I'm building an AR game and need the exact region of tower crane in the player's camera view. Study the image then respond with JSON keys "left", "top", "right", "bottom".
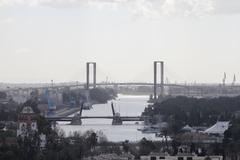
{"left": 222, "top": 72, "right": 226, "bottom": 86}
{"left": 232, "top": 74, "right": 236, "bottom": 86}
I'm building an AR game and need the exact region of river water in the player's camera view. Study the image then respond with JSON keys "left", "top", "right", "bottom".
{"left": 58, "top": 94, "right": 163, "bottom": 142}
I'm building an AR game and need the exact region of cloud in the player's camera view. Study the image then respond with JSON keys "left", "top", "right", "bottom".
{"left": 15, "top": 48, "right": 31, "bottom": 54}
{"left": 121, "top": 0, "right": 214, "bottom": 18}
{"left": 0, "top": 17, "right": 15, "bottom": 24}
{"left": 0, "top": 0, "right": 240, "bottom": 17}
{"left": 214, "top": 0, "right": 240, "bottom": 14}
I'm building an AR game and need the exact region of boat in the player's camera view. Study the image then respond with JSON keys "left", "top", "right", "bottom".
{"left": 137, "top": 126, "right": 160, "bottom": 134}
{"left": 155, "top": 133, "right": 164, "bottom": 137}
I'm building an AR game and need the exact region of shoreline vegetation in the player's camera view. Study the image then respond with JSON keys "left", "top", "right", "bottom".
{"left": 143, "top": 95, "right": 240, "bottom": 133}
{"left": 61, "top": 87, "right": 117, "bottom": 106}
{"left": 89, "top": 88, "right": 117, "bottom": 104}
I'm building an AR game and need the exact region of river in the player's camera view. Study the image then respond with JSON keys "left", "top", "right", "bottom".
{"left": 58, "top": 94, "right": 164, "bottom": 142}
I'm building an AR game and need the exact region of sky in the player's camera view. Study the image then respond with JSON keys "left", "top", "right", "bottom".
{"left": 0, "top": 0, "right": 240, "bottom": 84}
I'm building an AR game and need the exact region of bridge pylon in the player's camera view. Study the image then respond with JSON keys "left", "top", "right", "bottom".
{"left": 86, "top": 62, "right": 96, "bottom": 89}
{"left": 70, "top": 105, "right": 83, "bottom": 125}
{"left": 70, "top": 115, "right": 82, "bottom": 125}
{"left": 111, "top": 102, "right": 122, "bottom": 125}
{"left": 112, "top": 116, "right": 123, "bottom": 125}
{"left": 153, "top": 61, "right": 164, "bottom": 100}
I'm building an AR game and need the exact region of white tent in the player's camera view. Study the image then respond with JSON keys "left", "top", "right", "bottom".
{"left": 204, "top": 121, "right": 230, "bottom": 135}
{"left": 181, "top": 125, "right": 194, "bottom": 132}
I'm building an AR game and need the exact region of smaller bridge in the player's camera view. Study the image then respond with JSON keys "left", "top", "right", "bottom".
{"left": 46, "top": 102, "right": 147, "bottom": 125}
{"left": 46, "top": 116, "right": 145, "bottom": 122}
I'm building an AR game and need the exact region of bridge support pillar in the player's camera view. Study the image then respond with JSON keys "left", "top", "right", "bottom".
{"left": 86, "top": 62, "right": 96, "bottom": 89}
{"left": 71, "top": 115, "right": 82, "bottom": 125}
{"left": 154, "top": 61, "right": 164, "bottom": 100}
{"left": 160, "top": 61, "right": 164, "bottom": 97}
{"left": 112, "top": 116, "right": 122, "bottom": 125}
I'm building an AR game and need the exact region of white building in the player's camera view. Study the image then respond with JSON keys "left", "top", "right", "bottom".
{"left": 203, "top": 121, "right": 230, "bottom": 135}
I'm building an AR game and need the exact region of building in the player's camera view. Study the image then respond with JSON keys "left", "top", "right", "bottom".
{"left": 203, "top": 121, "right": 230, "bottom": 135}
{"left": 17, "top": 106, "right": 38, "bottom": 138}
{"left": 181, "top": 125, "right": 195, "bottom": 133}
{"left": 140, "top": 154, "right": 222, "bottom": 160}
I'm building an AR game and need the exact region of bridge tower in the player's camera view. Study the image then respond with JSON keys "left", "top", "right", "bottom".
{"left": 86, "top": 62, "right": 96, "bottom": 89}
{"left": 153, "top": 61, "right": 164, "bottom": 100}
{"left": 111, "top": 102, "right": 122, "bottom": 125}
{"left": 71, "top": 104, "right": 83, "bottom": 125}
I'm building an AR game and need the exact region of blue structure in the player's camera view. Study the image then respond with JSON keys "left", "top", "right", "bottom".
{"left": 45, "top": 89, "right": 56, "bottom": 116}
{"left": 70, "top": 98, "right": 76, "bottom": 107}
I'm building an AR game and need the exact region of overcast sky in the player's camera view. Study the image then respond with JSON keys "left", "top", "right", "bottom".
{"left": 1, "top": 0, "right": 240, "bottom": 84}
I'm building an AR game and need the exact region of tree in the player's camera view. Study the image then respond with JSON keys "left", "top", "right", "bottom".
{"left": 87, "top": 132, "right": 98, "bottom": 150}
{"left": 90, "top": 88, "right": 116, "bottom": 103}
{"left": 122, "top": 140, "right": 130, "bottom": 153}
{"left": 161, "top": 127, "right": 171, "bottom": 150}
{"left": 223, "top": 118, "right": 240, "bottom": 153}
{"left": 139, "top": 138, "right": 156, "bottom": 156}
{"left": 0, "top": 92, "right": 7, "bottom": 99}
{"left": 37, "top": 116, "right": 52, "bottom": 135}
{"left": 23, "top": 98, "right": 40, "bottom": 114}
{"left": 143, "top": 96, "right": 240, "bottom": 133}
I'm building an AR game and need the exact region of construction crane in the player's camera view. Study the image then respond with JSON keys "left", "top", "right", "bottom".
{"left": 232, "top": 74, "right": 236, "bottom": 86}
{"left": 111, "top": 102, "right": 122, "bottom": 125}
{"left": 223, "top": 72, "right": 226, "bottom": 86}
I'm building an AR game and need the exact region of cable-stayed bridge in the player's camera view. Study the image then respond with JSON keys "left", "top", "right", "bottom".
{"left": 3, "top": 61, "right": 240, "bottom": 100}
{"left": 3, "top": 61, "right": 240, "bottom": 125}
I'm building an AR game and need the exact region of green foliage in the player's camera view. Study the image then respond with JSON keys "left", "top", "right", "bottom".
{"left": 139, "top": 138, "right": 156, "bottom": 156}
{"left": 223, "top": 118, "right": 240, "bottom": 153}
{"left": 0, "top": 91, "right": 7, "bottom": 99}
{"left": 144, "top": 96, "right": 240, "bottom": 133}
{"left": 90, "top": 88, "right": 117, "bottom": 103}
{"left": 122, "top": 140, "right": 130, "bottom": 153}
{"left": 0, "top": 130, "right": 16, "bottom": 139}
{"left": 37, "top": 116, "right": 52, "bottom": 135}
{"left": 0, "top": 100, "right": 19, "bottom": 121}
{"left": 0, "top": 109, "right": 18, "bottom": 121}
{"left": 0, "top": 147, "right": 18, "bottom": 160}
{"left": 86, "top": 132, "right": 98, "bottom": 149}
{"left": 39, "top": 130, "right": 109, "bottom": 160}
{"left": 23, "top": 98, "right": 40, "bottom": 114}
{"left": 62, "top": 88, "right": 116, "bottom": 105}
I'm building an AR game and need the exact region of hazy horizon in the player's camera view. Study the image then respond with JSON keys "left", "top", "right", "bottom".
{"left": 1, "top": 0, "right": 240, "bottom": 84}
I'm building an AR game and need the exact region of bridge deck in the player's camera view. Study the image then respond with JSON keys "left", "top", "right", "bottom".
{"left": 54, "top": 107, "right": 81, "bottom": 117}
{"left": 46, "top": 116, "right": 145, "bottom": 121}
{"left": 3, "top": 82, "right": 188, "bottom": 92}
